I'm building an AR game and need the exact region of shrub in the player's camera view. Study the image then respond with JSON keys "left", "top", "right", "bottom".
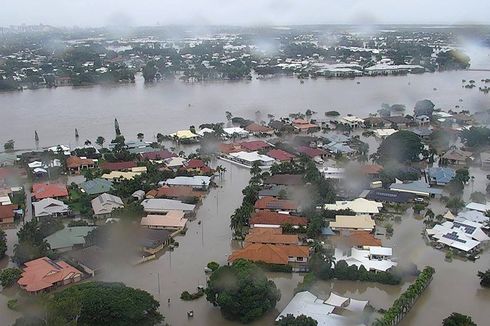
{"left": 207, "top": 261, "right": 220, "bottom": 272}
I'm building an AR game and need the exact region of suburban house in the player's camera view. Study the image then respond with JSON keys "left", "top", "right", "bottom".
{"left": 382, "top": 116, "right": 411, "bottom": 128}
{"left": 64, "top": 246, "right": 105, "bottom": 277}
{"left": 330, "top": 215, "right": 376, "bottom": 232}
{"left": 146, "top": 186, "right": 204, "bottom": 201}
{"left": 163, "top": 176, "right": 211, "bottom": 190}
{"left": 138, "top": 228, "right": 172, "bottom": 254}
{"left": 245, "top": 228, "right": 300, "bottom": 245}
{"left": 164, "top": 157, "right": 187, "bottom": 170}
{"left": 390, "top": 181, "right": 443, "bottom": 197}
{"left": 324, "top": 198, "right": 383, "bottom": 216}
{"left": 183, "top": 159, "right": 213, "bottom": 174}
{"left": 0, "top": 204, "right": 17, "bottom": 225}
{"left": 373, "top": 128, "right": 397, "bottom": 139}
{"left": 334, "top": 246, "right": 397, "bottom": 272}
{"left": 100, "top": 161, "right": 137, "bottom": 171}
{"left": 169, "top": 129, "right": 199, "bottom": 142}
{"left": 321, "top": 167, "right": 345, "bottom": 180}
{"left": 32, "top": 183, "right": 68, "bottom": 201}
{"left": 258, "top": 185, "right": 289, "bottom": 198}
{"left": 415, "top": 115, "right": 430, "bottom": 126}
{"left": 101, "top": 171, "right": 140, "bottom": 180}
{"left": 79, "top": 178, "right": 113, "bottom": 196}
{"left": 91, "top": 193, "right": 124, "bottom": 219}
{"left": 442, "top": 148, "right": 473, "bottom": 166}
{"left": 339, "top": 116, "right": 364, "bottom": 128}
{"left": 33, "top": 198, "right": 71, "bottom": 220}
{"left": 66, "top": 156, "right": 95, "bottom": 174}
{"left": 427, "top": 167, "right": 455, "bottom": 186}
{"left": 228, "top": 243, "right": 310, "bottom": 271}
{"left": 223, "top": 127, "right": 249, "bottom": 139}
{"left": 266, "top": 149, "right": 296, "bottom": 162}
{"left": 292, "top": 118, "right": 318, "bottom": 132}
{"left": 227, "top": 151, "right": 275, "bottom": 167}
{"left": 44, "top": 226, "right": 96, "bottom": 252}
{"left": 140, "top": 210, "right": 188, "bottom": 230}
{"left": 264, "top": 174, "right": 304, "bottom": 186}
{"left": 239, "top": 140, "right": 272, "bottom": 152}
{"left": 17, "top": 257, "right": 83, "bottom": 293}
{"left": 296, "top": 146, "right": 327, "bottom": 160}
{"left": 139, "top": 150, "right": 176, "bottom": 162}
{"left": 335, "top": 231, "right": 382, "bottom": 249}
{"left": 254, "top": 196, "right": 298, "bottom": 212}
{"left": 426, "top": 219, "right": 489, "bottom": 253}
{"left": 360, "top": 164, "right": 383, "bottom": 178}
{"left": 277, "top": 291, "right": 368, "bottom": 326}
{"left": 141, "top": 198, "right": 195, "bottom": 215}
{"left": 364, "top": 189, "right": 415, "bottom": 203}
{"left": 244, "top": 123, "right": 274, "bottom": 135}
{"left": 249, "top": 211, "right": 308, "bottom": 229}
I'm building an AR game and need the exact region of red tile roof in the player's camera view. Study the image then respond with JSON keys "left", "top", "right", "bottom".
{"left": 254, "top": 196, "right": 298, "bottom": 211}
{"left": 66, "top": 156, "right": 94, "bottom": 169}
{"left": 245, "top": 228, "right": 299, "bottom": 245}
{"left": 250, "top": 211, "right": 307, "bottom": 226}
{"left": 245, "top": 123, "right": 273, "bottom": 133}
{"left": 0, "top": 204, "right": 17, "bottom": 220}
{"left": 338, "top": 231, "right": 382, "bottom": 247}
{"left": 228, "top": 243, "right": 309, "bottom": 265}
{"left": 147, "top": 186, "right": 204, "bottom": 199}
{"left": 360, "top": 164, "right": 383, "bottom": 175}
{"left": 100, "top": 161, "right": 136, "bottom": 171}
{"left": 219, "top": 143, "right": 242, "bottom": 154}
{"left": 297, "top": 146, "right": 326, "bottom": 158}
{"left": 32, "top": 183, "right": 68, "bottom": 200}
{"left": 185, "top": 159, "right": 207, "bottom": 169}
{"left": 140, "top": 150, "right": 176, "bottom": 161}
{"left": 267, "top": 149, "right": 296, "bottom": 161}
{"left": 18, "top": 257, "right": 82, "bottom": 292}
{"left": 240, "top": 140, "right": 271, "bottom": 152}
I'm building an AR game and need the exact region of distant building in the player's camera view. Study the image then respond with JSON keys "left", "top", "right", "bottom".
{"left": 66, "top": 156, "right": 95, "bottom": 174}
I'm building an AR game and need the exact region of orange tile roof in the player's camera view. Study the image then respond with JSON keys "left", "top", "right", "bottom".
{"left": 228, "top": 243, "right": 309, "bottom": 265}
{"left": 250, "top": 211, "right": 307, "bottom": 226}
{"left": 254, "top": 196, "right": 298, "bottom": 211}
{"left": 245, "top": 123, "right": 273, "bottom": 133}
{"left": 0, "top": 204, "right": 17, "bottom": 220}
{"left": 245, "top": 228, "right": 299, "bottom": 245}
{"left": 66, "top": 156, "right": 94, "bottom": 169}
{"left": 148, "top": 186, "right": 204, "bottom": 199}
{"left": 219, "top": 143, "right": 242, "bottom": 154}
{"left": 334, "top": 231, "right": 382, "bottom": 248}
{"left": 18, "top": 257, "right": 82, "bottom": 292}
{"left": 360, "top": 164, "right": 383, "bottom": 175}
{"left": 32, "top": 183, "right": 68, "bottom": 200}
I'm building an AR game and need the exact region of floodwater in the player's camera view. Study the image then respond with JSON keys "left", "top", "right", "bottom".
{"left": 1, "top": 69, "right": 490, "bottom": 150}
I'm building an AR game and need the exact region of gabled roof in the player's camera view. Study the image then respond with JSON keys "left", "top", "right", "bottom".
{"left": 240, "top": 140, "right": 271, "bottom": 151}
{"left": 0, "top": 204, "right": 17, "bottom": 219}
{"left": 33, "top": 198, "right": 70, "bottom": 217}
{"left": 297, "top": 146, "right": 326, "bottom": 158}
{"left": 44, "top": 226, "right": 96, "bottom": 250}
{"left": 18, "top": 257, "right": 82, "bottom": 292}
{"left": 66, "top": 156, "right": 94, "bottom": 169}
{"left": 141, "top": 210, "right": 187, "bottom": 229}
{"left": 148, "top": 186, "right": 203, "bottom": 199}
{"left": 245, "top": 228, "right": 299, "bottom": 245}
{"left": 80, "top": 178, "right": 113, "bottom": 195}
{"left": 245, "top": 123, "right": 273, "bottom": 133}
{"left": 254, "top": 196, "right": 298, "bottom": 211}
{"left": 91, "top": 193, "right": 123, "bottom": 215}
{"left": 141, "top": 198, "right": 195, "bottom": 213}
{"left": 140, "top": 150, "right": 176, "bottom": 161}
{"left": 228, "top": 243, "right": 309, "bottom": 265}
{"left": 330, "top": 215, "right": 375, "bottom": 231}
{"left": 32, "top": 183, "right": 68, "bottom": 200}
{"left": 442, "top": 148, "right": 473, "bottom": 162}
{"left": 100, "top": 161, "right": 136, "bottom": 171}
{"left": 324, "top": 198, "right": 383, "bottom": 215}
{"left": 185, "top": 159, "right": 207, "bottom": 169}
{"left": 250, "top": 211, "right": 307, "bottom": 226}
{"left": 266, "top": 149, "right": 296, "bottom": 161}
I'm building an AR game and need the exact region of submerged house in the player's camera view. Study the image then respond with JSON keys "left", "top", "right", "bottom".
{"left": 427, "top": 167, "right": 455, "bottom": 186}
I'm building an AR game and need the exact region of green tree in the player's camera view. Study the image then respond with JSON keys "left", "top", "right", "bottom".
{"left": 460, "top": 127, "right": 490, "bottom": 148}
{"left": 96, "top": 136, "right": 105, "bottom": 148}
{"left": 4, "top": 139, "right": 15, "bottom": 151}
{"left": 0, "top": 229, "right": 6, "bottom": 258}
{"left": 373, "top": 130, "right": 423, "bottom": 164}
{"left": 0, "top": 267, "right": 22, "bottom": 287}
{"left": 478, "top": 269, "right": 490, "bottom": 288}
{"left": 276, "top": 314, "right": 318, "bottom": 326}
{"left": 205, "top": 259, "right": 281, "bottom": 323}
{"left": 455, "top": 168, "right": 470, "bottom": 184}
{"left": 48, "top": 282, "right": 163, "bottom": 325}
{"left": 13, "top": 220, "right": 51, "bottom": 265}
{"left": 142, "top": 61, "right": 158, "bottom": 82}
{"left": 442, "top": 312, "right": 476, "bottom": 326}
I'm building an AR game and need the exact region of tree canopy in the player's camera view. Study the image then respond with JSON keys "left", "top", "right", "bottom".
{"left": 13, "top": 220, "right": 51, "bottom": 265}
{"left": 414, "top": 99, "right": 435, "bottom": 117}
{"left": 373, "top": 130, "right": 423, "bottom": 164}
{"left": 478, "top": 269, "right": 490, "bottom": 288}
{"left": 205, "top": 259, "right": 281, "bottom": 323}
{"left": 47, "top": 282, "right": 163, "bottom": 326}
{"left": 276, "top": 314, "right": 318, "bottom": 326}
{"left": 460, "top": 127, "right": 490, "bottom": 148}
{"left": 0, "top": 229, "right": 7, "bottom": 259}
{"left": 442, "top": 312, "right": 476, "bottom": 326}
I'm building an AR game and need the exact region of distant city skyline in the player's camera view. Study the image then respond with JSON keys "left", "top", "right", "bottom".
{"left": 2, "top": 0, "right": 490, "bottom": 27}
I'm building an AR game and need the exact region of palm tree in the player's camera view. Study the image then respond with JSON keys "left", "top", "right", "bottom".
{"left": 84, "top": 139, "right": 92, "bottom": 146}
{"left": 137, "top": 133, "right": 144, "bottom": 141}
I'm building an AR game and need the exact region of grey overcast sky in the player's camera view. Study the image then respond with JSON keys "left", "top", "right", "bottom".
{"left": 1, "top": 0, "right": 490, "bottom": 27}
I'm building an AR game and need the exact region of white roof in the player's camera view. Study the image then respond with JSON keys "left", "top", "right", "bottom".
{"left": 325, "top": 198, "right": 383, "bottom": 215}
{"left": 229, "top": 151, "right": 275, "bottom": 163}
{"left": 141, "top": 210, "right": 187, "bottom": 229}
{"left": 91, "top": 193, "right": 124, "bottom": 215}
{"left": 427, "top": 220, "right": 488, "bottom": 252}
{"left": 142, "top": 198, "right": 195, "bottom": 213}
{"left": 457, "top": 210, "right": 489, "bottom": 224}
{"left": 164, "top": 157, "right": 187, "bottom": 167}
{"left": 344, "top": 298, "right": 368, "bottom": 313}
{"left": 373, "top": 129, "right": 397, "bottom": 137}
{"left": 223, "top": 127, "right": 249, "bottom": 135}
{"left": 33, "top": 198, "right": 70, "bottom": 217}
{"left": 324, "top": 293, "right": 348, "bottom": 307}
{"left": 369, "top": 246, "right": 393, "bottom": 256}
{"left": 335, "top": 248, "right": 397, "bottom": 272}
{"left": 465, "top": 202, "right": 489, "bottom": 212}
{"left": 197, "top": 128, "right": 215, "bottom": 136}
{"left": 164, "top": 176, "right": 211, "bottom": 187}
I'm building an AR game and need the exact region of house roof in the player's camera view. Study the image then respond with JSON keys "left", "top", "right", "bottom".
{"left": 164, "top": 176, "right": 211, "bottom": 187}
{"left": 91, "top": 193, "right": 123, "bottom": 215}
{"left": 79, "top": 178, "right": 113, "bottom": 195}
{"left": 360, "top": 164, "right": 383, "bottom": 175}
{"left": 266, "top": 149, "right": 296, "bottom": 161}
{"left": 428, "top": 167, "right": 455, "bottom": 184}
{"left": 340, "top": 231, "right": 382, "bottom": 247}
{"left": 442, "top": 148, "right": 473, "bottom": 162}
{"left": 324, "top": 198, "right": 383, "bottom": 215}
{"left": 0, "top": 204, "right": 17, "bottom": 219}
{"left": 245, "top": 123, "right": 273, "bottom": 133}
{"left": 140, "top": 150, "right": 176, "bottom": 161}
{"left": 101, "top": 171, "right": 140, "bottom": 180}
{"left": 389, "top": 181, "right": 443, "bottom": 196}
{"left": 141, "top": 198, "right": 195, "bottom": 213}
{"left": 170, "top": 130, "right": 199, "bottom": 139}
{"left": 250, "top": 211, "right": 307, "bottom": 226}
{"left": 258, "top": 185, "right": 288, "bottom": 197}
{"left": 240, "top": 140, "right": 271, "bottom": 152}
{"left": 65, "top": 246, "right": 105, "bottom": 272}
{"left": 148, "top": 186, "right": 203, "bottom": 199}
{"left": 185, "top": 159, "right": 207, "bottom": 169}
{"left": 33, "top": 198, "right": 70, "bottom": 217}
{"left": 44, "top": 226, "right": 96, "bottom": 250}
{"left": 138, "top": 228, "right": 172, "bottom": 248}
{"left": 245, "top": 228, "right": 299, "bottom": 245}
{"left": 228, "top": 243, "right": 309, "bottom": 265}
{"left": 254, "top": 196, "right": 298, "bottom": 211}
{"left": 264, "top": 174, "right": 304, "bottom": 186}
{"left": 219, "top": 143, "right": 243, "bottom": 154}
{"left": 66, "top": 156, "right": 94, "bottom": 169}
{"left": 141, "top": 210, "right": 187, "bottom": 229}
{"left": 229, "top": 151, "right": 275, "bottom": 163}
{"left": 18, "top": 257, "right": 82, "bottom": 292}
{"left": 100, "top": 161, "right": 136, "bottom": 171}
{"left": 32, "top": 183, "right": 68, "bottom": 200}
{"left": 330, "top": 215, "right": 376, "bottom": 230}
{"left": 365, "top": 189, "right": 415, "bottom": 203}
{"left": 297, "top": 146, "right": 326, "bottom": 158}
